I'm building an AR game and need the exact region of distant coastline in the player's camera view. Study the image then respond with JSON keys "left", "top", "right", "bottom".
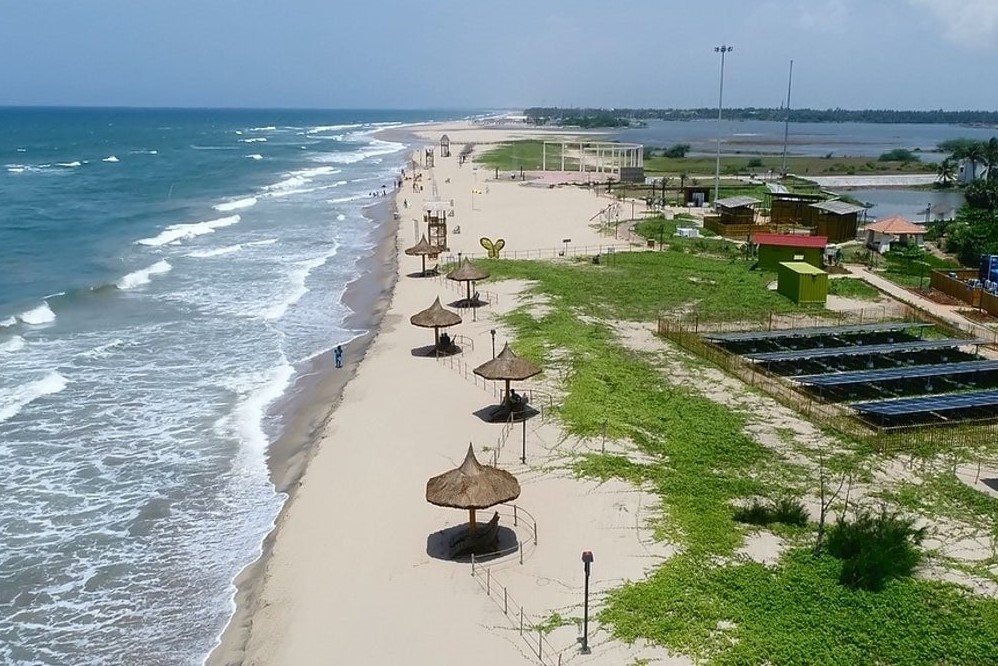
{"left": 524, "top": 106, "right": 998, "bottom": 127}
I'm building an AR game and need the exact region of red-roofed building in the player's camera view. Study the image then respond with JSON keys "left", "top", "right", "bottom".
{"left": 753, "top": 233, "right": 828, "bottom": 271}
{"left": 865, "top": 216, "right": 925, "bottom": 251}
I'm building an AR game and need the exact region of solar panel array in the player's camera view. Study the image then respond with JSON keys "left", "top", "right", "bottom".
{"left": 705, "top": 322, "right": 930, "bottom": 343}
{"left": 794, "top": 360, "right": 998, "bottom": 387}
{"left": 853, "top": 389, "right": 998, "bottom": 416}
{"left": 744, "top": 339, "right": 986, "bottom": 363}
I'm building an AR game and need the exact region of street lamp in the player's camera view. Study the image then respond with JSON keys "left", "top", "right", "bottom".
{"left": 490, "top": 329, "right": 496, "bottom": 358}
{"left": 713, "top": 45, "right": 733, "bottom": 207}
{"left": 580, "top": 551, "right": 594, "bottom": 654}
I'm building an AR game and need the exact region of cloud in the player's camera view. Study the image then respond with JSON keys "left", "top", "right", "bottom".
{"left": 910, "top": 0, "right": 998, "bottom": 44}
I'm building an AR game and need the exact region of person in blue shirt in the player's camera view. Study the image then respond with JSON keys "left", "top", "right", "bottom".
{"left": 334, "top": 345, "right": 343, "bottom": 368}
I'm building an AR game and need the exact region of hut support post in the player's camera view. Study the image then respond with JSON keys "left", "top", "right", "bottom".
{"left": 421, "top": 255, "right": 427, "bottom": 275}
{"left": 469, "top": 508, "right": 477, "bottom": 535}
{"left": 434, "top": 327, "right": 440, "bottom": 349}
{"left": 466, "top": 281, "right": 472, "bottom": 305}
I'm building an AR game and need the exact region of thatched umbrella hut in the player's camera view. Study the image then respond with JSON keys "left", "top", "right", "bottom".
{"left": 473, "top": 342, "right": 541, "bottom": 404}
{"left": 404, "top": 234, "right": 442, "bottom": 277}
{"left": 446, "top": 258, "right": 490, "bottom": 305}
{"left": 426, "top": 444, "right": 520, "bottom": 535}
{"left": 410, "top": 296, "right": 461, "bottom": 349}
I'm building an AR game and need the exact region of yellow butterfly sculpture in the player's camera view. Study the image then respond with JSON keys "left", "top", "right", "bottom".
{"left": 480, "top": 237, "right": 506, "bottom": 258}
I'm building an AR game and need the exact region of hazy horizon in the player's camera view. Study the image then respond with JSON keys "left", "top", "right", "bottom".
{"left": 2, "top": 0, "right": 997, "bottom": 111}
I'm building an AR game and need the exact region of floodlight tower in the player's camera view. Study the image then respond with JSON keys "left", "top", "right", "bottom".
{"left": 714, "top": 45, "right": 733, "bottom": 207}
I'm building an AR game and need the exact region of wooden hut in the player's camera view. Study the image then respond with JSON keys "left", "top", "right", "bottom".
{"left": 865, "top": 216, "right": 925, "bottom": 252}
{"left": 768, "top": 192, "right": 823, "bottom": 227}
{"left": 440, "top": 134, "right": 451, "bottom": 158}
{"left": 681, "top": 185, "right": 711, "bottom": 207}
{"left": 753, "top": 233, "right": 827, "bottom": 271}
{"left": 716, "top": 196, "right": 761, "bottom": 225}
{"left": 810, "top": 200, "right": 865, "bottom": 242}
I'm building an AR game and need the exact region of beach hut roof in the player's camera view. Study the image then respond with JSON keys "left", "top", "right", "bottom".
{"left": 715, "top": 195, "right": 762, "bottom": 209}
{"left": 447, "top": 258, "right": 490, "bottom": 283}
{"left": 473, "top": 342, "right": 541, "bottom": 381}
{"left": 425, "top": 444, "right": 521, "bottom": 510}
{"left": 410, "top": 297, "right": 462, "bottom": 329}
{"left": 405, "top": 234, "right": 443, "bottom": 257}
{"left": 866, "top": 216, "right": 925, "bottom": 234}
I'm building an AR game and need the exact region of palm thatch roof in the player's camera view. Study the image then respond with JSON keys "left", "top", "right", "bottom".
{"left": 425, "top": 444, "right": 520, "bottom": 510}
{"left": 447, "top": 258, "right": 490, "bottom": 283}
{"left": 404, "top": 234, "right": 442, "bottom": 257}
{"left": 473, "top": 342, "right": 541, "bottom": 381}
{"left": 410, "top": 297, "right": 462, "bottom": 329}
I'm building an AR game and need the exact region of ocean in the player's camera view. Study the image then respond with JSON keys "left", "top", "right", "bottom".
{"left": 0, "top": 108, "right": 457, "bottom": 665}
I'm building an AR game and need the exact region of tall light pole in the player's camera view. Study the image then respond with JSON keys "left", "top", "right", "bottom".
{"left": 713, "top": 45, "right": 733, "bottom": 207}
{"left": 781, "top": 59, "right": 794, "bottom": 177}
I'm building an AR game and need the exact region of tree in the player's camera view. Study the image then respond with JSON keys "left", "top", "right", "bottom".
{"left": 936, "top": 157, "right": 956, "bottom": 187}
{"left": 663, "top": 143, "right": 691, "bottom": 158}
{"left": 985, "top": 137, "right": 998, "bottom": 182}
{"left": 878, "top": 148, "right": 920, "bottom": 162}
{"left": 965, "top": 142, "right": 986, "bottom": 181}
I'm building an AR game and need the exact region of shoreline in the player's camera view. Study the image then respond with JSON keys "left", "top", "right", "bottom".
{"left": 206, "top": 195, "right": 402, "bottom": 665}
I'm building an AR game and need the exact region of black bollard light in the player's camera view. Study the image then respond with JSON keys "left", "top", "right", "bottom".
{"left": 490, "top": 329, "right": 496, "bottom": 359}
{"left": 580, "top": 550, "right": 594, "bottom": 654}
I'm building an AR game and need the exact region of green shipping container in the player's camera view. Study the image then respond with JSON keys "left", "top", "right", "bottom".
{"left": 777, "top": 261, "right": 828, "bottom": 304}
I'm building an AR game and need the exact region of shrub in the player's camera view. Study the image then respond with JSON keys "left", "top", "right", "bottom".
{"left": 772, "top": 497, "right": 809, "bottom": 526}
{"left": 733, "top": 499, "right": 772, "bottom": 525}
{"left": 826, "top": 509, "right": 926, "bottom": 591}
{"left": 734, "top": 497, "right": 808, "bottom": 527}
{"left": 747, "top": 157, "right": 764, "bottom": 168}
{"left": 878, "top": 148, "right": 920, "bottom": 162}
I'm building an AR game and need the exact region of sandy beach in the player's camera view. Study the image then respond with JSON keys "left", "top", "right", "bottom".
{"left": 206, "top": 121, "right": 676, "bottom": 665}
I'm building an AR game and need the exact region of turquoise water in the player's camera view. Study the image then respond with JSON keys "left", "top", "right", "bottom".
{"left": 0, "top": 108, "right": 462, "bottom": 665}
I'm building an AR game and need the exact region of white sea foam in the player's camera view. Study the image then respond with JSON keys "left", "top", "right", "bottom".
{"left": 0, "top": 316, "right": 16, "bottom": 328}
{"left": 18, "top": 302, "right": 56, "bottom": 325}
{"left": 0, "top": 371, "right": 69, "bottom": 423}
{"left": 239, "top": 138, "right": 267, "bottom": 143}
{"left": 223, "top": 360, "right": 294, "bottom": 454}
{"left": 188, "top": 244, "right": 244, "bottom": 258}
{"left": 336, "top": 214, "right": 346, "bottom": 221}
{"left": 213, "top": 197, "right": 258, "bottom": 212}
{"left": 291, "top": 166, "right": 341, "bottom": 179}
{"left": 0, "top": 335, "right": 26, "bottom": 354}
{"left": 136, "top": 215, "right": 241, "bottom": 246}
{"left": 117, "top": 260, "right": 173, "bottom": 289}
{"left": 248, "top": 126, "right": 276, "bottom": 132}
{"left": 103, "top": 155, "right": 119, "bottom": 163}
{"left": 246, "top": 154, "right": 263, "bottom": 160}
{"left": 307, "top": 123, "right": 362, "bottom": 134}
{"left": 327, "top": 194, "right": 367, "bottom": 204}
{"left": 263, "top": 256, "right": 328, "bottom": 321}
{"left": 57, "top": 161, "right": 82, "bottom": 168}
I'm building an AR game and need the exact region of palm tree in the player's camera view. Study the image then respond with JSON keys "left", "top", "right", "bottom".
{"left": 985, "top": 137, "right": 998, "bottom": 182}
{"left": 936, "top": 157, "right": 956, "bottom": 187}
{"left": 965, "top": 142, "right": 986, "bottom": 182}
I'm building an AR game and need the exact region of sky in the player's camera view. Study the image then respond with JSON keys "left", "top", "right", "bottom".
{"left": 1, "top": 0, "right": 996, "bottom": 111}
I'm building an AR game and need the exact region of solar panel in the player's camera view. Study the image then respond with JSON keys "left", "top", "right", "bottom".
{"left": 745, "top": 339, "right": 986, "bottom": 362}
{"left": 794, "top": 360, "right": 998, "bottom": 387}
{"left": 706, "top": 322, "right": 931, "bottom": 343}
{"left": 853, "top": 389, "right": 998, "bottom": 416}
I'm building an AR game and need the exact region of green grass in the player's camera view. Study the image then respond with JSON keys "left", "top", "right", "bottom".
{"left": 827, "top": 278, "right": 882, "bottom": 300}
{"left": 604, "top": 550, "right": 998, "bottom": 665}
{"left": 482, "top": 252, "right": 998, "bottom": 664}
{"left": 475, "top": 140, "right": 549, "bottom": 171}
{"left": 645, "top": 154, "right": 934, "bottom": 177}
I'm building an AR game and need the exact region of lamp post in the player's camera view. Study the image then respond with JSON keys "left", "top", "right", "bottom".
{"left": 713, "top": 45, "right": 733, "bottom": 207}
{"left": 490, "top": 329, "right": 496, "bottom": 358}
{"left": 580, "top": 551, "right": 594, "bottom": 654}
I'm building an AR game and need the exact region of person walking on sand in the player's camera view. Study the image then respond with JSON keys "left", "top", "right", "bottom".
{"left": 334, "top": 345, "right": 343, "bottom": 368}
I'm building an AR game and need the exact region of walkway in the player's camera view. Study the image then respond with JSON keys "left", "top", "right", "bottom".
{"left": 846, "top": 264, "right": 998, "bottom": 345}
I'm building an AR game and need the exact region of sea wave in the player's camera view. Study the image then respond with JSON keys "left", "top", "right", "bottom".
{"left": 239, "top": 138, "right": 267, "bottom": 144}
{"left": 103, "top": 156, "right": 119, "bottom": 163}
{"left": 136, "top": 215, "right": 241, "bottom": 246}
{"left": 188, "top": 245, "right": 244, "bottom": 258}
{"left": 0, "top": 335, "right": 26, "bottom": 354}
{"left": 0, "top": 371, "right": 69, "bottom": 424}
{"left": 248, "top": 126, "right": 276, "bottom": 132}
{"left": 221, "top": 360, "right": 295, "bottom": 454}
{"left": 0, "top": 316, "right": 16, "bottom": 328}
{"left": 213, "top": 197, "right": 258, "bottom": 212}
{"left": 307, "top": 123, "right": 362, "bottom": 134}
{"left": 311, "top": 138, "right": 406, "bottom": 165}
{"left": 117, "top": 260, "right": 173, "bottom": 289}
{"left": 57, "top": 161, "right": 82, "bottom": 168}
{"left": 263, "top": 255, "right": 330, "bottom": 321}
{"left": 246, "top": 154, "right": 263, "bottom": 160}
{"left": 18, "top": 302, "right": 56, "bottom": 325}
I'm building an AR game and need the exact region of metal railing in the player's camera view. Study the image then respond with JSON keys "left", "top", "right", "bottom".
{"left": 466, "top": 504, "right": 568, "bottom": 666}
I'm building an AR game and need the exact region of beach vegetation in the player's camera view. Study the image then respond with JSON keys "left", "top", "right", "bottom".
{"left": 525, "top": 107, "right": 998, "bottom": 126}
{"left": 733, "top": 497, "right": 809, "bottom": 527}
{"left": 878, "top": 148, "right": 920, "bottom": 163}
{"left": 483, "top": 250, "right": 998, "bottom": 663}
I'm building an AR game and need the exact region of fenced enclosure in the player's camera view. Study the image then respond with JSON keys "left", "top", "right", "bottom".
{"left": 658, "top": 309, "right": 998, "bottom": 453}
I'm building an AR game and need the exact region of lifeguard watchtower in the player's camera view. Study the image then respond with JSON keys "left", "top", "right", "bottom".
{"left": 424, "top": 147, "right": 435, "bottom": 168}
{"left": 424, "top": 200, "right": 452, "bottom": 251}
{"left": 440, "top": 134, "right": 451, "bottom": 158}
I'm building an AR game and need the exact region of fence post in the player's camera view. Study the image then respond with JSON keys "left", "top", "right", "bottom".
{"left": 538, "top": 630, "right": 543, "bottom": 658}
{"left": 513, "top": 504, "right": 518, "bottom": 527}
{"left": 534, "top": 520, "right": 538, "bottom": 545}
{"left": 504, "top": 587, "right": 508, "bottom": 614}
{"left": 470, "top": 553, "right": 475, "bottom": 576}
{"left": 487, "top": 567, "right": 491, "bottom": 595}
{"left": 519, "top": 607, "right": 524, "bottom": 635}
